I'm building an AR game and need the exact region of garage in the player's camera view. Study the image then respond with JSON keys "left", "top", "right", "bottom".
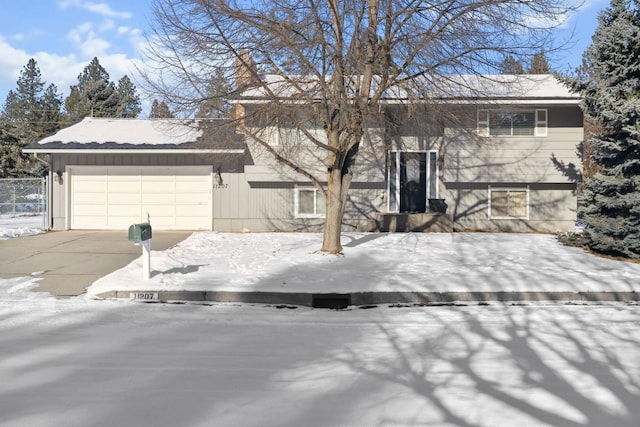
{"left": 68, "top": 166, "right": 213, "bottom": 230}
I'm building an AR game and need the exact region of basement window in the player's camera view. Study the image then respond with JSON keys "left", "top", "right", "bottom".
{"left": 489, "top": 186, "right": 529, "bottom": 220}
{"left": 295, "top": 187, "right": 326, "bottom": 218}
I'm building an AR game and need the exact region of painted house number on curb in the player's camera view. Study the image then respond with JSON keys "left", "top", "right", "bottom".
{"left": 130, "top": 292, "right": 159, "bottom": 301}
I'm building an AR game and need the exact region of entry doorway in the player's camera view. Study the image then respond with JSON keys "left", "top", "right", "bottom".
{"left": 387, "top": 150, "right": 438, "bottom": 213}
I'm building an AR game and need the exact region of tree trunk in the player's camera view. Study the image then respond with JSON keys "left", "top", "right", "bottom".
{"left": 322, "top": 167, "right": 345, "bottom": 253}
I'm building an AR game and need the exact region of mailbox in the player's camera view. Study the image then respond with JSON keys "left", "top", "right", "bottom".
{"left": 128, "top": 222, "right": 152, "bottom": 242}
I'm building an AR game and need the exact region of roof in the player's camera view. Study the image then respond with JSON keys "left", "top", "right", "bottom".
{"left": 24, "top": 117, "right": 245, "bottom": 154}
{"left": 236, "top": 74, "right": 580, "bottom": 105}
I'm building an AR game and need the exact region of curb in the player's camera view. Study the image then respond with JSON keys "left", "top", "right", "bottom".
{"left": 95, "top": 290, "right": 640, "bottom": 307}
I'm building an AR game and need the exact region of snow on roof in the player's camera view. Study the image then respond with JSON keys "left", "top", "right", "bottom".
{"left": 238, "top": 74, "right": 579, "bottom": 102}
{"left": 37, "top": 117, "right": 203, "bottom": 145}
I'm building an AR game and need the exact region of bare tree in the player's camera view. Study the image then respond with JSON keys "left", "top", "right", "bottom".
{"left": 144, "top": 0, "right": 576, "bottom": 253}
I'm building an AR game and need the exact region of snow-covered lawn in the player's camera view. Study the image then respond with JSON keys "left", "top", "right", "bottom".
{"left": 89, "top": 232, "right": 640, "bottom": 296}
{"left": 0, "top": 281, "right": 638, "bottom": 427}
{"left": 0, "top": 215, "right": 44, "bottom": 240}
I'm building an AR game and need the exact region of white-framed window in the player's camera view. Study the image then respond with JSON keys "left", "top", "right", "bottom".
{"left": 270, "top": 120, "right": 328, "bottom": 146}
{"left": 478, "top": 109, "right": 547, "bottom": 137}
{"left": 295, "top": 187, "right": 326, "bottom": 218}
{"left": 488, "top": 186, "right": 529, "bottom": 220}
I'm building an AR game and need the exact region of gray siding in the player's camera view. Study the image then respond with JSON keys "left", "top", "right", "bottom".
{"left": 46, "top": 102, "right": 582, "bottom": 233}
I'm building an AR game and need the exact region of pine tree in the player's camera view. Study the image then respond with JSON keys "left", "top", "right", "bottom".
{"left": 65, "top": 57, "right": 119, "bottom": 122}
{"left": 528, "top": 48, "right": 551, "bottom": 74}
{"left": 150, "top": 99, "right": 174, "bottom": 118}
{"left": 1, "top": 58, "right": 62, "bottom": 177}
{"left": 65, "top": 58, "right": 142, "bottom": 122}
{"left": 500, "top": 55, "right": 525, "bottom": 74}
{"left": 563, "top": 0, "right": 640, "bottom": 258}
{"left": 114, "top": 75, "right": 142, "bottom": 118}
{"left": 196, "top": 69, "right": 232, "bottom": 118}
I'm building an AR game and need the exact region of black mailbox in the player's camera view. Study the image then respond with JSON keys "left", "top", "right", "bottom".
{"left": 128, "top": 222, "right": 152, "bottom": 242}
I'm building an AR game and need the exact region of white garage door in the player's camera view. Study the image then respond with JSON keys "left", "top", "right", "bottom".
{"left": 69, "top": 166, "right": 212, "bottom": 230}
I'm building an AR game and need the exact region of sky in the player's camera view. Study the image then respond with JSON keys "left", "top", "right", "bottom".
{"left": 0, "top": 0, "right": 609, "bottom": 118}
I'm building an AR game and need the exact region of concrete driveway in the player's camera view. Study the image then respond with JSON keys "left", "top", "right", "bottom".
{"left": 0, "top": 230, "right": 192, "bottom": 297}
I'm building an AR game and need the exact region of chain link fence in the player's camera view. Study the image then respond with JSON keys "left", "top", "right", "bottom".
{"left": 0, "top": 178, "right": 48, "bottom": 229}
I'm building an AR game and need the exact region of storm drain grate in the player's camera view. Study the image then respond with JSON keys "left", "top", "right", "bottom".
{"left": 311, "top": 293, "right": 351, "bottom": 309}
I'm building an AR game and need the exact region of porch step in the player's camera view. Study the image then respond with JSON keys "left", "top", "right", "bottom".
{"left": 373, "top": 212, "right": 453, "bottom": 232}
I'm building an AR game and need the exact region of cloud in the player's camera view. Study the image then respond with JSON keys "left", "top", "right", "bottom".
{"left": 84, "top": 2, "right": 132, "bottom": 19}
{"left": 0, "top": 37, "right": 30, "bottom": 83}
{"left": 58, "top": 0, "right": 132, "bottom": 20}
{"left": 67, "top": 21, "right": 115, "bottom": 58}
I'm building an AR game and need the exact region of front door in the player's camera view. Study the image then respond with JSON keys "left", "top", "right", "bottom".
{"left": 388, "top": 151, "right": 437, "bottom": 213}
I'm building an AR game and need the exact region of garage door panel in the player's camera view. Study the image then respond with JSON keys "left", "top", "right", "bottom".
{"left": 109, "top": 193, "right": 141, "bottom": 204}
{"left": 108, "top": 181, "right": 140, "bottom": 192}
{"left": 74, "top": 181, "right": 108, "bottom": 192}
{"left": 175, "top": 182, "right": 209, "bottom": 193}
{"left": 176, "top": 204, "right": 210, "bottom": 216}
{"left": 175, "top": 193, "right": 209, "bottom": 204}
{"left": 108, "top": 204, "right": 144, "bottom": 216}
{"left": 73, "top": 191, "right": 107, "bottom": 203}
{"left": 142, "top": 193, "right": 176, "bottom": 204}
{"left": 74, "top": 216, "right": 108, "bottom": 228}
{"left": 108, "top": 170, "right": 140, "bottom": 179}
{"left": 74, "top": 204, "right": 107, "bottom": 216}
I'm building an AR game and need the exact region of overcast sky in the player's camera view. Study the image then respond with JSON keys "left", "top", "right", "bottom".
{"left": 0, "top": 0, "right": 607, "bottom": 118}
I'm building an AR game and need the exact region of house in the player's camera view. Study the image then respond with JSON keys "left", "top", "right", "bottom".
{"left": 25, "top": 74, "right": 582, "bottom": 233}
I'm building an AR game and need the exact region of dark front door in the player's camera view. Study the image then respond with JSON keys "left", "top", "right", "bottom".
{"left": 388, "top": 150, "right": 437, "bottom": 213}
{"left": 399, "top": 152, "right": 427, "bottom": 213}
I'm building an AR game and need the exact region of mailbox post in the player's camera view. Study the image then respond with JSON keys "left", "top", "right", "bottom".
{"left": 128, "top": 222, "right": 152, "bottom": 280}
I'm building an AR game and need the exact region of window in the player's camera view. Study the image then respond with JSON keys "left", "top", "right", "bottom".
{"left": 489, "top": 187, "right": 529, "bottom": 219}
{"left": 270, "top": 120, "right": 328, "bottom": 146}
{"left": 478, "top": 109, "right": 547, "bottom": 137}
{"left": 295, "top": 187, "right": 326, "bottom": 218}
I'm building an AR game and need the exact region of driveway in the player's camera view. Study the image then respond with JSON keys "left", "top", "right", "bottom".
{"left": 0, "top": 230, "right": 192, "bottom": 297}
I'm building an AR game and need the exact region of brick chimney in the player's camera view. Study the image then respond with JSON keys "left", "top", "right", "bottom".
{"left": 234, "top": 49, "right": 258, "bottom": 125}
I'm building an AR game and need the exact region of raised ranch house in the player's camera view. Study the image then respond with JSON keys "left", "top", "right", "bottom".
{"left": 25, "top": 74, "right": 582, "bottom": 233}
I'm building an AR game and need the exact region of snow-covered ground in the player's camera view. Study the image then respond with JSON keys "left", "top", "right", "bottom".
{"left": 0, "top": 280, "right": 639, "bottom": 427}
{"left": 89, "top": 232, "right": 640, "bottom": 296}
{"left": 0, "top": 214, "right": 44, "bottom": 240}
{"left": 1, "top": 228, "right": 640, "bottom": 426}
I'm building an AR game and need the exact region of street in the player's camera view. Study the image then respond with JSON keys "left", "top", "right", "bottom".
{"left": 0, "top": 289, "right": 638, "bottom": 427}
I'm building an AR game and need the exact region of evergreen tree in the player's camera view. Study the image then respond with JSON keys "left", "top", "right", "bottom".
{"left": 196, "top": 69, "right": 232, "bottom": 118}
{"left": 563, "top": 0, "right": 640, "bottom": 258}
{"left": 150, "top": 99, "right": 174, "bottom": 118}
{"left": 39, "top": 83, "right": 63, "bottom": 136}
{"left": 114, "top": 75, "right": 142, "bottom": 118}
{"left": 0, "top": 118, "right": 28, "bottom": 178}
{"left": 528, "top": 48, "right": 551, "bottom": 74}
{"left": 65, "top": 57, "right": 119, "bottom": 122}
{"left": 65, "top": 58, "right": 142, "bottom": 122}
{"left": 1, "top": 58, "right": 62, "bottom": 177}
{"left": 499, "top": 55, "right": 525, "bottom": 74}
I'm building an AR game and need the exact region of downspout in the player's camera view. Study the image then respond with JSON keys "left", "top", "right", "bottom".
{"left": 32, "top": 153, "right": 53, "bottom": 230}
